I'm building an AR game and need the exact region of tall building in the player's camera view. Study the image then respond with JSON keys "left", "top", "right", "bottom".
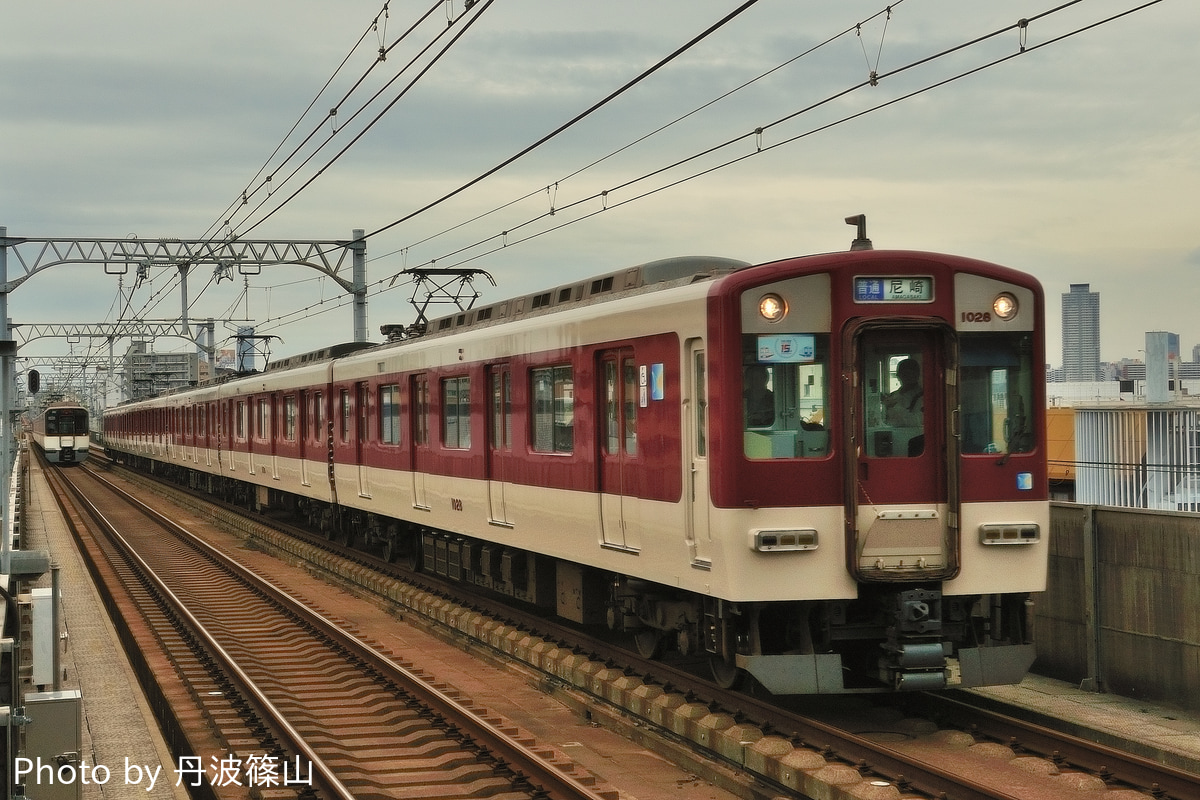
{"left": 124, "top": 341, "right": 207, "bottom": 401}
{"left": 1061, "top": 283, "right": 1101, "bottom": 381}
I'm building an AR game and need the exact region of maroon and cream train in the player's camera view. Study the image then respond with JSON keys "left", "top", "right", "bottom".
{"left": 103, "top": 242, "right": 1047, "bottom": 693}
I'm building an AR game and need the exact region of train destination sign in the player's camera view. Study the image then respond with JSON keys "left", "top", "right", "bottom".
{"left": 853, "top": 276, "right": 933, "bottom": 303}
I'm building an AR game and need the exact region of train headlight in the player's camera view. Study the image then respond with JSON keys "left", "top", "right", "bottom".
{"left": 758, "top": 293, "right": 787, "bottom": 322}
{"left": 992, "top": 292, "right": 1018, "bottom": 321}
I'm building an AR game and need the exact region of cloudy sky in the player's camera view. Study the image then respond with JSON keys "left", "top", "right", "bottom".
{"left": 2, "top": 0, "right": 1196, "bottom": 388}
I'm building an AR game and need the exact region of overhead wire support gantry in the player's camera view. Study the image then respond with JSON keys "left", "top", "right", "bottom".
{"left": 0, "top": 233, "right": 360, "bottom": 293}
{"left": 0, "top": 228, "right": 372, "bottom": 345}
{"left": 0, "top": 227, "right": 371, "bottom": 554}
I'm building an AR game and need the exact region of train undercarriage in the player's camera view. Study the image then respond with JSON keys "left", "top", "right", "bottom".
{"left": 111, "top": 450, "right": 1035, "bottom": 694}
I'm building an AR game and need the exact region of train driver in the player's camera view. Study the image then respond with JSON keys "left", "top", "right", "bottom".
{"left": 743, "top": 365, "right": 775, "bottom": 428}
{"left": 882, "top": 357, "right": 923, "bottom": 428}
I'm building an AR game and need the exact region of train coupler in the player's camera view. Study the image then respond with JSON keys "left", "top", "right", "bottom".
{"left": 881, "top": 587, "right": 948, "bottom": 689}
{"left": 882, "top": 640, "right": 950, "bottom": 690}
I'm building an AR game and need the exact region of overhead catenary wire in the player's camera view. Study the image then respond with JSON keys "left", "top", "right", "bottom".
{"left": 372, "top": 1, "right": 908, "bottom": 265}
{"left": 365, "top": 0, "right": 1161, "bottom": 290}
{"left": 87, "top": 0, "right": 1165, "bottom": 371}
{"left": 200, "top": 1, "right": 431, "bottom": 242}
{"left": 220, "top": 0, "right": 773, "bottom": 336}
{"left": 114, "top": 0, "right": 858, "bottom": 344}
{"left": 230, "top": 0, "right": 501, "bottom": 240}
{"left": 102, "top": 1, "right": 453, "bottom": 352}
{"left": 252, "top": 0, "right": 1165, "bottom": 342}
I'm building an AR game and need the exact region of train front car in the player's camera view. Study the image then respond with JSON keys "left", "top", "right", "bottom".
{"left": 705, "top": 250, "right": 1046, "bottom": 693}
{"left": 33, "top": 403, "right": 91, "bottom": 465}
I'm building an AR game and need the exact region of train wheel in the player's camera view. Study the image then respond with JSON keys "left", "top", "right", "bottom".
{"left": 709, "top": 656, "right": 744, "bottom": 690}
{"left": 633, "top": 630, "right": 663, "bottom": 659}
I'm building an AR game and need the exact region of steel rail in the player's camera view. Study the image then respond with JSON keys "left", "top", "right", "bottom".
{"left": 80, "top": 462, "right": 615, "bottom": 800}
{"left": 48, "top": 460, "right": 356, "bottom": 800}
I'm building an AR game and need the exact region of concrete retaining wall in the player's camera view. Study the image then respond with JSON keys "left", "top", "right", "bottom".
{"left": 1035, "top": 502, "right": 1200, "bottom": 708}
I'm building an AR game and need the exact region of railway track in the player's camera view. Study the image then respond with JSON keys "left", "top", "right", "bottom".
{"left": 70, "top": 452, "right": 1200, "bottom": 800}
{"left": 41, "top": 453, "right": 618, "bottom": 800}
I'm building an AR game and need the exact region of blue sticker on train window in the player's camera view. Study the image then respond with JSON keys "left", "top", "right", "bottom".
{"left": 1017, "top": 473, "right": 1033, "bottom": 491}
{"left": 650, "top": 363, "right": 664, "bottom": 400}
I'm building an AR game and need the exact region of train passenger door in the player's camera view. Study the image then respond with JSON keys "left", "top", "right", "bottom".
{"left": 486, "top": 365, "right": 514, "bottom": 527}
{"left": 410, "top": 374, "right": 431, "bottom": 510}
{"left": 684, "top": 340, "right": 712, "bottom": 566}
{"left": 847, "top": 325, "right": 959, "bottom": 581}
{"left": 598, "top": 349, "right": 638, "bottom": 550}
{"left": 356, "top": 381, "right": 371, "bottom": 498}
{"left": 298, "top": 390, "right": 310, "bottom": 486}
{"left": 269, "top": 394, "right": 280, "bottom": 479}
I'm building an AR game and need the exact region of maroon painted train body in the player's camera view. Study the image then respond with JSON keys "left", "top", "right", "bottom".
{"left": 104, "top": 243, "right": 1047, "bottom": 693}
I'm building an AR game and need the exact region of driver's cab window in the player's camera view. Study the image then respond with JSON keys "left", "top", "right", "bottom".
{"left": 864, "top": 347, "right": 926, "bottom": 458}
{"left": 960, "top": 332, "right": 1036, "bottom": 455}
{"left": 742, "top": 334, "right": 830, "bottom": 459}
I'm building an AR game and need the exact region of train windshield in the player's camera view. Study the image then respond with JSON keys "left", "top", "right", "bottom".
{"left": 741, "top": 334, "right": 830, "bottom": 459}
{"left": 46, "top": 410, "right": 86, "bottom": 435}
{"left": 861, "top": 336, "right": 929, "bottom": 459}
{"left": 959, "top": 332, "right": 1037, "bottom": 455}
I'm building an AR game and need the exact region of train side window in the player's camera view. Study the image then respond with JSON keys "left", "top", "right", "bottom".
{"left": 284, "top": 395, "right": 297, "bottom": 441}
{"left": 622, "top": 359, "right": 638, "bottom": 456}
{"left": 413, "top": 376, "right": 429, "bottom": 446}
{"left": 312, "top": 392, "right": 324, "bottom": 439}
{"left": 741, "top": 334, "right": 830, "bottom": 459}
{"left": 694, "top": 351, "right": 707, "bottom": 457}
{"left": 960, "top": 332, "right": 1036, "bottom": 455}
{"left": 340, "top": 389, "right": 351, "bottom": 442}
{"left": 236, "top": 401, "right": 247, "bottom": 439}
{"left": 258, "top": 399, "right": 271, "bottom": 440}
{"left": 604, "top": 361, "right": 618, "bottom": 454}
{"left": 357, "top": 383, "right": 370, "bottom": 444}
{"left": 489, "top": 370, "right": 511, "bottom": 450}
{"left": 532, "top": 366, "right": 573, "bottom": 453}
{"left": 380, "top": 384, "right": 401, "bottom": 445}
{"left": 442, "top": 376, "right": 471, "bottom": 449}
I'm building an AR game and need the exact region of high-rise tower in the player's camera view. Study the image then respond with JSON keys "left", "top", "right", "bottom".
{"left": 1062, "top": 283, "right": 1101, "bottom": 381}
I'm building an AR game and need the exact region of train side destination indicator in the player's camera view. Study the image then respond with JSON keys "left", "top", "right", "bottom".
{"left": 853, "top": 276, "right": 933, "bottom": 303}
